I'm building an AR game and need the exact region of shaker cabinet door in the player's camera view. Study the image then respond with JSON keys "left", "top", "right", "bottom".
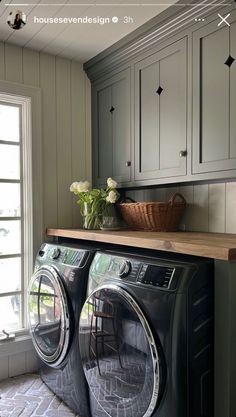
{"left": 192, "top": 17, "right": 236, "bottom": 174}
{"left": 92, "top": 68, "right": 131, "bottom": 186}
{"left": 134, "top": 37, "right": 187, "bottom": 181}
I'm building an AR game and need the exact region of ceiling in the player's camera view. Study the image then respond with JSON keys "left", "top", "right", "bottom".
{"left": 0, "top": 0, "right": 179, "bottom": 62}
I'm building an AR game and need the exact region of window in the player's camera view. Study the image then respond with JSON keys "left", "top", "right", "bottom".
{"left": 0, "top": 94, "right": 33, "bottom": 335}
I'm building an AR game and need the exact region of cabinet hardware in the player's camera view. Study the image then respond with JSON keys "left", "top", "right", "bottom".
{"left": 224, "top": 55, "right": 235, "bottom": 68}
{"left": 126, "top": 161, "right": 131, "bottom": 167}
{"left": 179, "top": 150, "right": 187, "bottom": 158}
{"left": 156, "top": 86, "right": 163, "bottom": 95}
{"left": 110, "top": 106, "right": 115, "bottom": 113}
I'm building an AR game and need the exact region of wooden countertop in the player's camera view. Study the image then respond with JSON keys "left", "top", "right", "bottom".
{"left": 47, "top": 228, "right": 236, "bottom": 261}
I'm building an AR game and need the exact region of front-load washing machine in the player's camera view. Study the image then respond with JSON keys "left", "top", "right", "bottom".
{"left": 28, "top": 243, "right": 95, "bottom": 417}
{"left": 79, "top": 250, "right": 214, "bottom": 417}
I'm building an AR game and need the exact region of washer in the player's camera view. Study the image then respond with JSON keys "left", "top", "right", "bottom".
{"left": 28, "top": 243, "right": 95, "bottom": 417}
{"left": 79, "top": 250, "right": 214, "bottom": 417}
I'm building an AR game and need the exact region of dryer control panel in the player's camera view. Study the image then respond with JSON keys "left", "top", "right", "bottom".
{"left": 91, "top": 252, "right": 176, "bottom": 289}
{"left": 137, "top": 264, "right": 175, "bottom": 288}
{"left": 36, "top": 244, "right": 88, "bottom": 268}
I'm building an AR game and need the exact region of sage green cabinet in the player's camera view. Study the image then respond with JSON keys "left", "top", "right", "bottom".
{"left": 134, "top": 38, "right": 187, "bottom": 181}
{"left": 92, "top": 68, "right": 131, "bottom": 186}
{"left": 192, "top": 19, "right": 236, "bottom": 174}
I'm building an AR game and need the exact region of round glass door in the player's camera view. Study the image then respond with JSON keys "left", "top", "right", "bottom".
{"left": 79, "top": 284, "right": 161, "bottom": 417}
{"left": 28, "top": 266, "right": 70, "bottom": 366}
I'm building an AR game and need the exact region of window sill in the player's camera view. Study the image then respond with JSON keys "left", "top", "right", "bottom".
{"left": 0, "top": 334, "right": 34, "bottom": 358}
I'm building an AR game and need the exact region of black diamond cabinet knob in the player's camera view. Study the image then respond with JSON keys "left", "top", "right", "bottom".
{"left": 225, "top": 55, "right": 235, "bottom": 68}
{"left": 110, "top": 106, "right": 115, "bottom": 113}
{"left": 156, "top": 86, "right": 163, "bottom": 95}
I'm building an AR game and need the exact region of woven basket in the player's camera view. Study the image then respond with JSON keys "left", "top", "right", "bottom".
{"left": 117, "top": 193, "right": 186, "bottom": 232}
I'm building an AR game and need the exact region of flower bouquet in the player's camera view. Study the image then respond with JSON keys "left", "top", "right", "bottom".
{"left": 70, "top": 178, "right": 120, "bottom": 229}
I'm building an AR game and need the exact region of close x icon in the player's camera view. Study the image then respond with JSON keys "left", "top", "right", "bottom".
{"left": 218, "top": 13, "right": 231, "bottom": 27}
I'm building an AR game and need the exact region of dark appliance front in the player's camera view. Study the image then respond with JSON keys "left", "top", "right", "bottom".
{"left": 28, "top": 243, "right": 95, "bottom": 417}
{"left": 79, "top": 251, "right": 214, "bottom": 417}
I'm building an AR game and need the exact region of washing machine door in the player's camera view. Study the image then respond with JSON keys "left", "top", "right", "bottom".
{"left": 28, "top": 265, "right": 70, "bottom": 367}
{"left": 79, "top": 284, "right": 161, "bottom": 417}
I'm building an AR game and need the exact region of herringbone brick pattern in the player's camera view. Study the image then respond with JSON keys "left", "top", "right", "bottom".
{"left": 86, "top": 351, "right": 154, "bottom": 417}
{"left": 0, "top": 373, "right": 80, "bottom": 417}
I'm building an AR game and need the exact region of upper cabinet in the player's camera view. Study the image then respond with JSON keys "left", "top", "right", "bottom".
{"left": 92, "top": 68, "right": 131, "bottom": 187}
{"left": 86, "top": 2, "right": 236, "bottom": 188}
{"left": 134, "top": 38, "right": 187, "bottom": 181}
{"left": 192, "top": 18, "right": 236, "bottom": 174}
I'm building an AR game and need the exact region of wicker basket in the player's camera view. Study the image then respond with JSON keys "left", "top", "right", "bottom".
{"left": 117, "top": 193, "right": 186, "bottom": 231}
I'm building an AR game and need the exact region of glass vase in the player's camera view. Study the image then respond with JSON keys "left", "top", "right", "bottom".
{"left": 100, "top": 204, "right": 122, "bottom": 230}
{"left": 81, "top": 202, "right": 102, "bottom": 230}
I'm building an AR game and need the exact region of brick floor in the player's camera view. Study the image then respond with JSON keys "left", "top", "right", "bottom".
{"left": 0, "top": 374, "right": 80, "bottom": 417}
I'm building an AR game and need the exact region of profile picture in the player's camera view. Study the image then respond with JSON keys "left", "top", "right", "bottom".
{"left": 7, "top": 10, "right": 26, "bottom": 30}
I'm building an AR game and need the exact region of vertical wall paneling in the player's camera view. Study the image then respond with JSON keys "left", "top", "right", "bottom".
{"left": 71, "top": 61, "right": 86, "bottom": 227}
{"left": 179, "top": 185, "right": 194, "bottom": 231}
{"left": 125, "top": 190, "right": 136, "bottom": 201}
{"left": 40, "top": 53, "right": 58, "bottom": 230}
{"left": 9, "top": 352, "right": 26, "bottom": 377}
{"left": 56, "top": 57, "right": 72, "bottom": 227}
{"left": 5, "top": 44, "right": 23, "bottom": 83}
{"left": 26, "top": 350, "right": 38, "bottom": 373}
{"left": 143, "top": 189, "right": 158, "bottom": 201}
{"left": 226, "top": 182, "right": 236, "bottom": 233}
{"left": 23, "top": 49, "right": 40, "bottom": 87}
{"left": 192, "top": 184, "right": 209, "bottom": 231}
{"left": 152, "top": 188, "right": 167, "bottom": 201}
{"left": 85, "top": 75, "right": 92, "bottom": 183}
{"left": 0, "top": 42, "right": 5, "bottom": 79}
{"left": 0, "top": 338, "right": 39, "bottom": 378}
{"left": 0, "top": 43, "right": 91, "bottom": 374}
{"left": 127, "top": 180, "right": 236, "bottom": 233}
{"left": 165, "top": 186, "right": 180, "bottom": 201}
{"left": 209, "top": 183, "right": 225, "bottom": 233}
{"left": 0, "top": 356, "right": 9, "bottom": 381}
{"left": 132, "top": 190, "right": 146, "bottom": 202}
{"left": 126, "top": 187, "right": 167, "bottom": 203}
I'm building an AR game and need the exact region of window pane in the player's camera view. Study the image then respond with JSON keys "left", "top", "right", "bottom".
{"left": 0, "top": 104, "right": 20, "bottom": 142}
{"left": 0, "top": 144, "right": 20, "bottom": 180}
{"left": 0, "top": 220, "right": 21, "bottom": 255}
{"left": 0, "top": 183, "right": 21, "bottom": 217}
{"left": 0, "top": 294, "right": 21, "bottom": 331}
{"left": 0, "top": 257, "right": 21, "bottom": 293}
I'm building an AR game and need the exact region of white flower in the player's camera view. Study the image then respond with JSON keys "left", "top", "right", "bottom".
{"left": 107, "top": 177, "right": 117, "bottom": 189}
{"left": 70, "top": 180, "right": 90, "bottom": 194}
{"left": 70, "top": 181, "right": 80, "bottom": 193}
{"left": 106, "top": 190, "right": 118, "bottom": 204}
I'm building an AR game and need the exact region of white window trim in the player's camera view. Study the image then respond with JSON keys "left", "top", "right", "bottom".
{"left": 0, "top": 80, "right": 42, "bottom": 352}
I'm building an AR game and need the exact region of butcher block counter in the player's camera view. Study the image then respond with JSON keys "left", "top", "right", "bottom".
{"left": 47, "top": 228, "right": 236, "bottom": 261}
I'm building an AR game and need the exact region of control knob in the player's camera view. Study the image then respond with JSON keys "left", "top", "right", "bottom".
{"left": 118, "top": 260, "right": 131, "bottom": 278}
{"left": 51, "top": 248, "right": 61, "bottom": 260}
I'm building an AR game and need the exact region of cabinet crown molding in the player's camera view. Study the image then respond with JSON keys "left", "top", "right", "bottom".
{"left": 84, "top": 0, "right": 229, "bottom": 82}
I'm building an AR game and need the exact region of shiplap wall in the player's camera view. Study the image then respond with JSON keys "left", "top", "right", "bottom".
{"left": 0, "top": 339, "right": 38, "bottom": 381}
{"left": 126, "top": 181, "right": 236, "bottom": 233}
{"left": 0, "top": 42, "right": 91, "bottom": 379}
{"left": 0, "top": 42, "right": 91, "bottom": 231}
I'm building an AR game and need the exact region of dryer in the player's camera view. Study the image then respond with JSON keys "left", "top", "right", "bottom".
{"left": 28, "top": 243, "right": 95, "bottom": 417}
{"left": 79, "top": 250, "right": 214, "bottom": 417}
